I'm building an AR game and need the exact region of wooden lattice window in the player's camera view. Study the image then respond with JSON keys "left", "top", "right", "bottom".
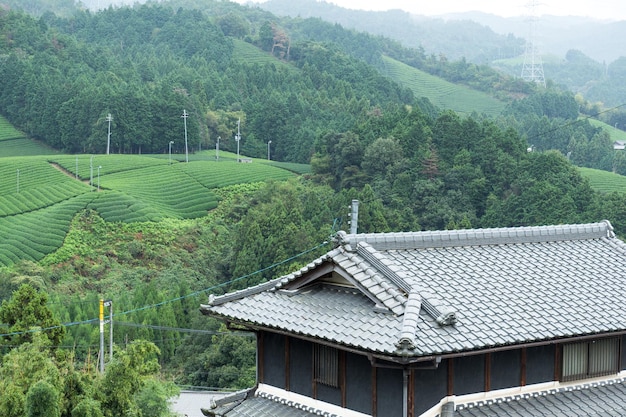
{"left": 562, "top": 337, "right": 619, "bottom": 382}
{"left": 314, "top": 344, "right": 339, "bottom": 387}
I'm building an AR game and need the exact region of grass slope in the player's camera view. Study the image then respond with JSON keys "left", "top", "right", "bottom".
{"left": 578, "top": 167, "right": 626, "bottom": 194}
{"left": 0, "top": 153, "right": 298, "bottom": 267}
{"left": 0, "top": 115, "right": 58, "bottom": 156}
{"left": 588, "top": 118, "right": 626, "bottom": 142}
{"left": 232, "top": 39, "right": 297, "bottom": 72}
{"left": 0, "top": 114, "right": 25, "bottom": 141}
{"left": 380, "top": 56, "right": 506, "bottom": 116}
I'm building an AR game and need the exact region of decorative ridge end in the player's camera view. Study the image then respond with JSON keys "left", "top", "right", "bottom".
{"left": 333, "top": 230, "right": 352, "bottom": 250}
{"left": 436, "top": 309, "right": 458, "bottom": 326}
{"left": 395, "top": 337, "right": 416, "bottom": 354}
{"left": 602, "top": 219, "right": 615, "bottom": 238}
{"left": 422, "top": 298, "right": 457, "bottom": 327}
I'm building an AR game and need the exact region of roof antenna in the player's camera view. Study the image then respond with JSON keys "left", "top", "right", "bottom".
{"left": 349, "top": 200, "right": 359, "bottom": 234}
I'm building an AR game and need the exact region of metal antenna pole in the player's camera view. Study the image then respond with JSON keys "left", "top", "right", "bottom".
{"left": 349, "top": 200, "right": 359, "bottom": 234}
{"left": 235, "top": 118, "right": 241, "bottom": 162}
{"left": 106, "top": 114, "right": 112, "bottom": 155}
{"left": 182, "top": 110, "right": 189, "bottom": 163}
{"left": 105, "top": 300, "right": 113, "bottom": 362}
{"left": 90, "top": 156, "right": 94, "bottom": 190}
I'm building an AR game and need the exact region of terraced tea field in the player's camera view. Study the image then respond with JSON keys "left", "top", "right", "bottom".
{"left": 579, "top": 167, "right": 626, "bottom": 194}
{"left": 0, "top": 154, "right": 298, "bottom": 266}
{"left": 0, "top": 115, "right": 57, "bottom": 156}
{"left": 232, "top": 39, "right": 297, "bottom": 72}
{"left": 0, "top": 114, "right": 25, "bottom": 141}
{"left": 380, "top": 56, "right": 506, "bottom": 117}
{"left": 588, "top": 118, "right": 626, "bottom": 142}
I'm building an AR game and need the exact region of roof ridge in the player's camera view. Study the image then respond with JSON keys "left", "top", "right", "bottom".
{"left": 335, "top": 221, "right": 614, "bottom": 250}
{"left": 355, "top": 242, "right": 411, "bottom": 293}
{"left": 355, "top": 241, "right": 457, "bottom": 325}
{"left": 205, "top": 278, "right": 281, "bottom": 307}
{"left": 396, "top": 290, "right": 421, "bottom": 353}
{"left": 343, "top": 250, "right": 406, "bottom": 314}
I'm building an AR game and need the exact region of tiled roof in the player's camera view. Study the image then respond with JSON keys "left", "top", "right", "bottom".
{"left": 202, "top": 221, "right": 626, "bottom": 358}
{"left": 453, "top": 378, "right": 626, "bottom": 416}
{"left": 201, "top": 389, "right": 337, "bottom": 417}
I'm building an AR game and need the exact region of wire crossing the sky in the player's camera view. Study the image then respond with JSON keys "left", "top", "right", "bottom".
{"left": 0, "top": 240, "right": 332, "bottom": 339}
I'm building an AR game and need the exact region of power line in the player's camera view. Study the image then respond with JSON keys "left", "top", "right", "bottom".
{"left": 0, "top": 240, "right": 331, "bottom": 339}
{"left": 526, "top": 103, "right": 626, "bottom": 144}
{"left": 114, "top": 321, "right": 253, "bottom": 336}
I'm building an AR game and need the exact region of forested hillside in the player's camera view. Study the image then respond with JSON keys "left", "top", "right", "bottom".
{"left": 0, "top": 3, "right": 414, "bottom": 163}
{"left": 262, "top": 0, "right": 626, "bottom": 112}
{"left": 2, "top": 1, "right": 626, "bottom": 414}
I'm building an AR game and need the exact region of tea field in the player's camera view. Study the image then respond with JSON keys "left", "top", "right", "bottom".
{"left": 0, "top": 151, "right": 299, "bottom": 267}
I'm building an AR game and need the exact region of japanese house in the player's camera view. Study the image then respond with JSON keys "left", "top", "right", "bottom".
{"left": 200, "top": 220, "right": 626, "bottom": 416}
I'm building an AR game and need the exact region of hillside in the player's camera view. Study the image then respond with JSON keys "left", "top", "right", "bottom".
{"left": 0, "top": 153, "right": 297, "bottom": 267}
{"left": 380, "top": 56, "right": 506, "bottom": 116}
{"left": 261, "top": 0, "right": 626, "bottom": 109}
{"left": 3, "top": 1, "right": 626, "bottom": 406}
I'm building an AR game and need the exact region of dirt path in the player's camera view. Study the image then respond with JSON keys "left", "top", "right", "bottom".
{"left": 50, "top": 162, "right": 92, "bottom": 185}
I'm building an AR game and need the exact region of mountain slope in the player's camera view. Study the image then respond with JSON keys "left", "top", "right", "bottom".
{"left": 380, "top": 56, "right": 506, "bottom": 116}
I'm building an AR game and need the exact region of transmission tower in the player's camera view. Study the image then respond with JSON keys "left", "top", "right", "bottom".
{"left": 520, "top": 1, "right": 546, "bottom": 87}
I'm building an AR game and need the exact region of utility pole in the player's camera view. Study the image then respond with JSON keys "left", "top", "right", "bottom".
{"left": 235, "top": 118, "right": 241, "bottom": 162}
{"left": 106, "top": 113, "right": 112, "bottom": 155}
{"left": 106, "top": 300, "right": 113, "bottom": 362}
{"left": 99, "top": 299, "right": 113, "bottom": 373}
{"left": 99, "top": 299, "right": 105, "bottom": 373}
{"left": 90, "top": 156, "right": 94, "bottom": 190}
{"left": 182, "top": 109, "right": 189, "bottom": 163}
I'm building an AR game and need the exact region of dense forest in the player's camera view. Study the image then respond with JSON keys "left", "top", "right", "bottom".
{"left": 1, "top": 1, "right": 626, "bottom": 415}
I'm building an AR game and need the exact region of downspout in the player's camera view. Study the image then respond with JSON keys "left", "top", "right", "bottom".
{"left": 403, "top": 368, "right": 409, "bottom": 417}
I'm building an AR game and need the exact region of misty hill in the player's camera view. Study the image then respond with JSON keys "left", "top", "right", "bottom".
{"left": 444, "top": 12, "right": 626, "bottom": 65}
{"left": 261, "top": 0, "right": 626, "bottom": 107}
{"left": 261, "top": 0, "right": 524, "bottom": 64}
{"left": 261, "top": 0, "right": 626, "bottom": 64}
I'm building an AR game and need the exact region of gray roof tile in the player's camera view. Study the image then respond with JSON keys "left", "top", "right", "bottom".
{"left": 203, "top": 392, "right": 325, "bottom": 417}
{"left": 454, "top": 378, "right": 626, "bottom": 416}
{"left": 202, "top": 221, "right": 626, "bottom": 357}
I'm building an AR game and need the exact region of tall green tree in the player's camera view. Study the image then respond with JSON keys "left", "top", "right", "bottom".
{"left": 0, "top": 283, "right": 66, "bottom": 346}
{"left": 26, "top": 380, "right": 61, "bottom": 417}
